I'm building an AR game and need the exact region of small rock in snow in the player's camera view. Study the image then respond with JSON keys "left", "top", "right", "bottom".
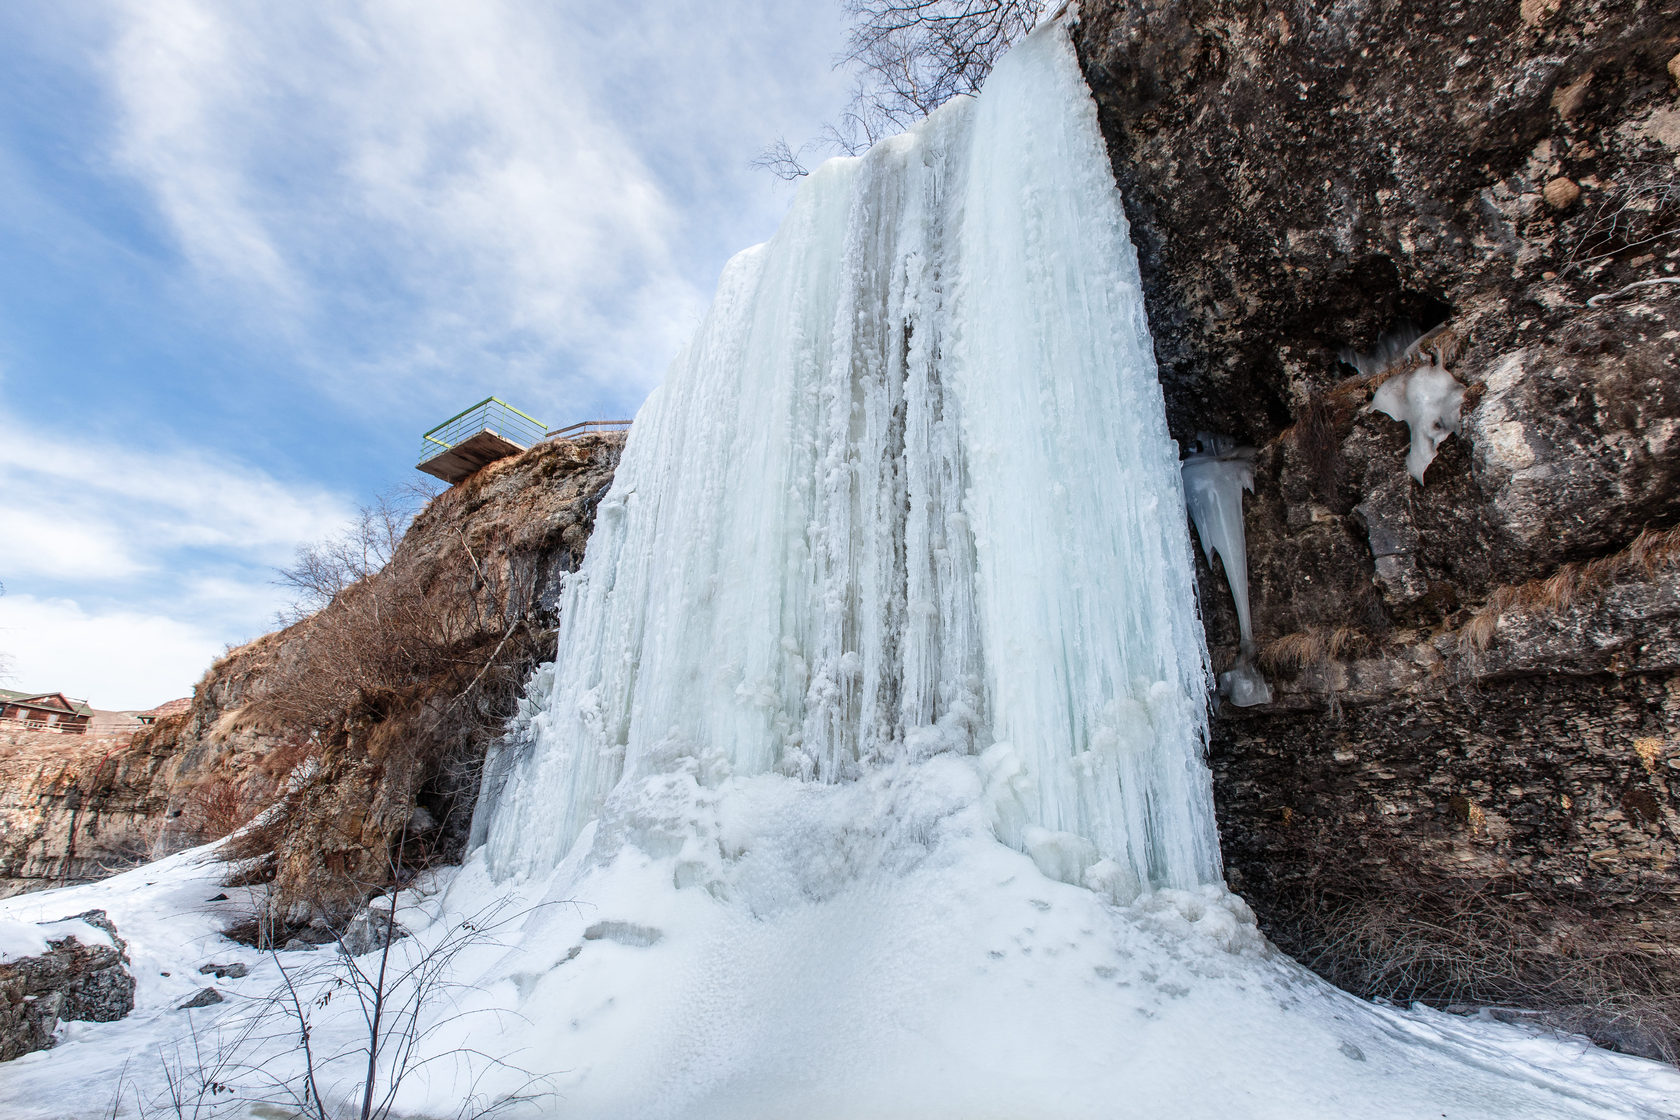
{"left": 583, "top": 921, "right": 663, "bottom": 947}
{"left": 177, "top": 988, "right": 223, "bottom": 1010}
{"left": 339, "top": 907, "right": 405, "bottom": 957}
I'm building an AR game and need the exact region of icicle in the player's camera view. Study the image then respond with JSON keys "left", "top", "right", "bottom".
{"left": 1370, "top": 360, "right": 1466, "bottom": 483}
{"left": 1180, "top": 435, "right": 1270, "bottom": 707}
{"left": 1339, "top": 323, "right": 1426, "bottom": 380}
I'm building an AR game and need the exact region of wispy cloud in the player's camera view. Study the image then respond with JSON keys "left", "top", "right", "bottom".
{"left": 99, "top": 0, "right": 713, "bottom": 411}
{"left": 0, "top": 423, "right": 355, "bottom": 579}
{"left": 0, "top": 409, "right": 354, "bottom": 703}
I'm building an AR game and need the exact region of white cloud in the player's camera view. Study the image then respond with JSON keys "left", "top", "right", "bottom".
{"left": 0, "top": 413, "right": 352, "bottom": 706}
{"left": 104, "top": 0, "right": 297, "bottom": 300}
{"left": 0, "top": 509, "right": 138, "bottom": 582}
{"left": 0, "top": 422, "right": 356, "bottom": 578}
{"left": 0, "top": 593, "right": 226, "bottom": 710}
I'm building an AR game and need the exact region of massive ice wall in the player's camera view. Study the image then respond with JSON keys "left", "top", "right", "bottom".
{"left": 476, "top": 19, "right": 1219, "bottom": 893}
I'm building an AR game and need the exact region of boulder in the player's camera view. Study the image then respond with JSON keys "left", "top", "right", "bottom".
{"left": 0, "top": 910, "right": 134, "bottom": 1061}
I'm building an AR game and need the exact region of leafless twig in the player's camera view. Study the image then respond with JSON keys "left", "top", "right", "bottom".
{"left": 755, "top": 0, "right": 1045, "bottom": 178}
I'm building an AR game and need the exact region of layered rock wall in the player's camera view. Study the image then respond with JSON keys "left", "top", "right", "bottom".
{"left": 0, "top": 731, "right": 182, "bottom": 898}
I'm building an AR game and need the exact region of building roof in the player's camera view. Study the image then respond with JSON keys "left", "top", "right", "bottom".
{"left": 139, "top": 698, "right": 193, "bottom": 720}
{"left": 0, "top": 690, "right": 95, "bottom": 717}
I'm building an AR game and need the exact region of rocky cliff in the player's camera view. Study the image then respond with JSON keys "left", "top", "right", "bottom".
{"left": 0, "top": 730, "right": 176, "bottom": 898}
{"left": 0, "top": 433, "right": 624, "bottom": 933}
{"left": 1076, "top": 0, "right": 1680, "bottom": 1058}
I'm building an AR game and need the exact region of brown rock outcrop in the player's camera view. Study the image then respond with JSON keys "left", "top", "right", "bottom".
{"left": 0, "top": 910, "right": 133, "bottom": 1061}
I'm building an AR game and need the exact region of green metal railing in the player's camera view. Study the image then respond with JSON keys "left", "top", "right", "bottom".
{"left": 417, "top": 397, "right": 547, "bottom": 465}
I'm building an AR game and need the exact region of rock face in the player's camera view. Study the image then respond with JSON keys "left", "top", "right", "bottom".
{"left": 0, "top": 730, "right": 184, "bottom": 899}
{"left": 1076, "top": 0, "right": 1680, "bottom": 1057}
{"left": 0, "top": 911, "right": 134, "bottom": 1061}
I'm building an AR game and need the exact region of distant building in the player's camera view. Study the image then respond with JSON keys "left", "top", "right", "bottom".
{"left": 136, "top": 698, "right": 192, "bottom": 725}
{"left": 0, "top": 691, "right": 94, "bottom": 735}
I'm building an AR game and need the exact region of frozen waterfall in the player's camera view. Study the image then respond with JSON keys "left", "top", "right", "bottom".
{"left": 476, "top": 15, "right": 1219, "bottom": 894}
{"left": 0, "top": 20, "right": 1664, "bottom": 1120}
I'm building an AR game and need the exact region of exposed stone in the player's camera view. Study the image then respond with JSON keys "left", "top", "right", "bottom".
{"left": 0, "top": 729, "right": 190, "bottom": 899}
{"left": 582, "top": 921, "right": 664, "bottom": 947}
{"left": 0, "top": 910, "right": 134, "bottom": 1062}
{"left": 176, "top": 988, "right": 223, "bottom": 1010}
{"left": 339, "top": 905, "right": 404, "bottom": 957}
{"left": 1542, "top": 175, "right": 1582, "bottom": 209}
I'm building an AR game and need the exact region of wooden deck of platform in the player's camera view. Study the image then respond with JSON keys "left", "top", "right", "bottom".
{"left": 417, "top": 429, "right": 528, "bottom": 485}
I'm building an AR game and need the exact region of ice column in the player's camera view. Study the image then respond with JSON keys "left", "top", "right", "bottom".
{"left": 478, "top": 21, "right": 1222, "bottom": 892}
{"left": 1180, "top": 436, "right": 1271, "bottom": 707}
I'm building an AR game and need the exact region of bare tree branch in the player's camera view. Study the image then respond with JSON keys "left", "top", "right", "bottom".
{"left": 275, "top": 490, "right": 422, "bottom": 624}
{"left": 759, "top": 0, "right": 1044, "bottom": 176}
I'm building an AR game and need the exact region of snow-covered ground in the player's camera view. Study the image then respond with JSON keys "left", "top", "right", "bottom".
{"left": 3, "top": 759, "right": 1680, "bottom": 1118}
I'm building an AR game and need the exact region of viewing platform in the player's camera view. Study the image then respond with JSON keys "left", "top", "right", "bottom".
{"left": 417, "top": 397, "right": 633, "bottom": 485}
{"left": 417, "top": 397, "right": 547, "bottom": 484}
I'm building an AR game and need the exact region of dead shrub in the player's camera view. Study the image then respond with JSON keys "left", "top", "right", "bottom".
{"left": 1261, "top": 837, "right": 1680, "bottom": 1063}
{"left": 220, "top": 806, "right": 291, "bottom": 871}
{"left": 237, "top": 521, "right": 550, "bottom": 923}
{"left": 1260, "top": 626, "right": 1366, "bottom": 677}
{"left": 183, "top": 777, "right": 253, "bottom": 840}
{"left": 1289, "top": 393, "right": 1345, "bottom": 503}
{"left": 1459, "top": 525, "right": 1680, "bottom": 654}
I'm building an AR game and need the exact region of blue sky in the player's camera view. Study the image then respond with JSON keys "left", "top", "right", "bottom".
{"left": 0, "top": 0, "right": 852, "bottom": 708}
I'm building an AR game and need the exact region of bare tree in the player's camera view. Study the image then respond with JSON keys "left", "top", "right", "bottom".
{"left": 750, "top": 136, "right": 813, "bottom": 180}
{"left": 758, "top": 0, "right": 1045, "bottom": 178}
{"left": 1564, "top": 163, "right": 1680, "bottom": 276}
{"left": 275, "top": 490, "right": 427, "bottom": 623}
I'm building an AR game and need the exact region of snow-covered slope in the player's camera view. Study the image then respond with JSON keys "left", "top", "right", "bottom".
{"left": 4, "top": 787, "right": 1679, "bottom": 1119}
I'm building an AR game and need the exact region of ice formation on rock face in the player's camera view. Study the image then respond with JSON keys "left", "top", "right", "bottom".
{"left": 1179, "top": 435, "right": 1271, "bottom": 707}
{"left": 1339, "top": 323, "right": 1427, "bottom": 380}
{"left": 475, "top": 13, "right": 1219, "bottom": 894}
{"left": 1371, "top": 359, "right": 1467, "bottom": 483}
